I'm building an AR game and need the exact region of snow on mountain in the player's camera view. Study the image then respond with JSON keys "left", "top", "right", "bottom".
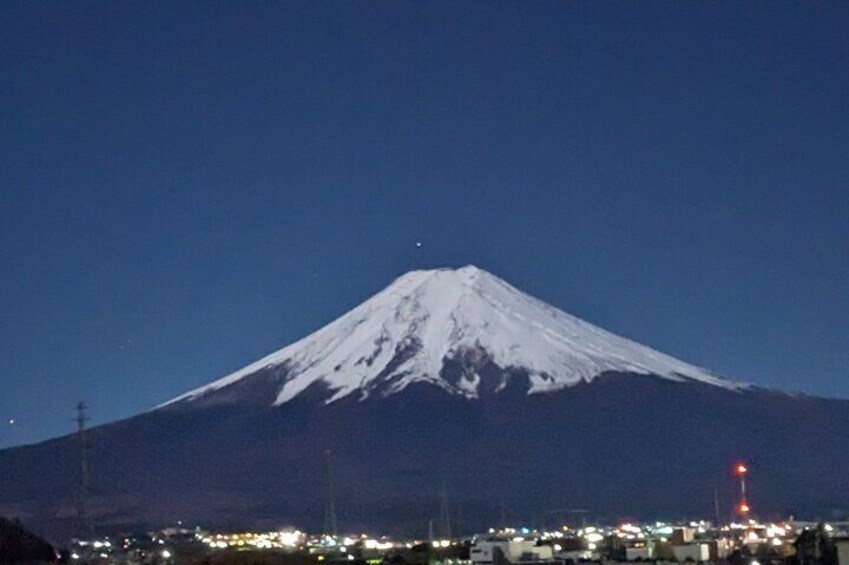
{"left": 162, "top": 266, "right": 745, "bottom": 408}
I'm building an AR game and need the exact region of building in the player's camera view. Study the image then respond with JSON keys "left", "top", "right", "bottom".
{"left": 624, "top": 539, "right": 654, "bottom": 561}
{"left": 836, "top": 537, "right": 849, "bottom": 565}
{"left": 671, "top": 542, "right": 711, "bottom": 562}
{"left": 470, "top": 538, "right": 555, "bottom": 565}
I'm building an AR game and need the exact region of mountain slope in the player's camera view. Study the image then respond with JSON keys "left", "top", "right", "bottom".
{"left": 164, "top": 266, "right": 743, "bottom": 409}
{"left": 3, "top": 376, "right": 848, "bottom": 542}
{"left": 2, "top": 266, "right": 847, "bottom": 542}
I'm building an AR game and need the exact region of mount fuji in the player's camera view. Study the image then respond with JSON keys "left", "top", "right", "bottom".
{"left": 1, "top": 266, "right": 847, "bottom": 540}
{"left": 162, "top": 265, "right": 742, "bottom": 409}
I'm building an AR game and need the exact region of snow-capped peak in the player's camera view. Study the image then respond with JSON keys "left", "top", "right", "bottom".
{"left": 162, "top": 265, "right": 744, "bottom": 408}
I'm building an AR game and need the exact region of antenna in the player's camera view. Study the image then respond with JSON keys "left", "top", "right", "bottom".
{"left": 74, "top": 401, "right": 92, "bottom": 538}
{"left": 323, "top": 450, "right": 338, "bottom": 536}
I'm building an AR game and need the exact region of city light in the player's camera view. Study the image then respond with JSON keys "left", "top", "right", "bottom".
{"left": 55, "top": 516, "right": 839, "bottom": 565}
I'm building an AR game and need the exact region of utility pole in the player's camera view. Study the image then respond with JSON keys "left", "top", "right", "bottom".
{"left": 323, "top": 450, "right": 338, "bottom": 536}
{"left": 713, "top": 484, "right": 721, "bottom": 526}
{"left": 74, "top": 401, "right": 91, "bottom": 538}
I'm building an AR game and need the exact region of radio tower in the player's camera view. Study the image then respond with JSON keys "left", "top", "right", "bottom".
{"left": 74, "top": 401, "right": 92, "bottom": 537}
{"left": 323, "top": 450, "right": 338, "bottom": 536}
{"left": 734, "top": 463, "right": 751, "bottom": 517}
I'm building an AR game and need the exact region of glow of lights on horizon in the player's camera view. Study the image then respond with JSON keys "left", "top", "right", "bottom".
{"left": 62, "top": 517, "right": 839, "bottom": 562}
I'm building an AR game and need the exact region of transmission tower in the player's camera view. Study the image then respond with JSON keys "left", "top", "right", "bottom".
{"left": 438, "top": 484, "right": 452, "bottom": 539}
{"left": 323, "top": 450, "right": 338, "bottom": 536}
{"left": 74, "top": 401, "right": 92, "bottom": 538}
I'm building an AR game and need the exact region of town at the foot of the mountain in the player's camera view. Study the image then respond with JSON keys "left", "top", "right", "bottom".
{"left": 5, "top": 510, "right": 848, "bottom": 564}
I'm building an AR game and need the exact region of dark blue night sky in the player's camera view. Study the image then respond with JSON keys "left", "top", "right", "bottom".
{"left": 1, "top": 2, "right": 847, "bottom": 448}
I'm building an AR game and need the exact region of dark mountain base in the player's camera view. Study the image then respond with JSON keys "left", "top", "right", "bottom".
{"left": 0, "top": 517, "right": 56, "bottom": 562}
{"left": 1, "top": 373, "right": 847, "bottom": 542}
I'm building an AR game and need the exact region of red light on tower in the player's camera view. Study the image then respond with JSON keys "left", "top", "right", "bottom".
{"left": 733, "top": 461, "right": 752, "bottom": 516}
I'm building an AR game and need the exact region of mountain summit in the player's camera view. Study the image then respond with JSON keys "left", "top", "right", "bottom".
{"left": 165, "top": 265, "right": 742, "bottom": 409}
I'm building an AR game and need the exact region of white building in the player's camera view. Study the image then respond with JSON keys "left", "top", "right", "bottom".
{"left": 470, "top": 538, "right": 554, "bottom": 565}
{"left": 836, "top": 538, "right": 849, "bottom": 565}
{"left": 671, "top": 542, "right": 711, "bottom": 562}
{"left": 625, "top": 544, "right": 653, "bottom": 561}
